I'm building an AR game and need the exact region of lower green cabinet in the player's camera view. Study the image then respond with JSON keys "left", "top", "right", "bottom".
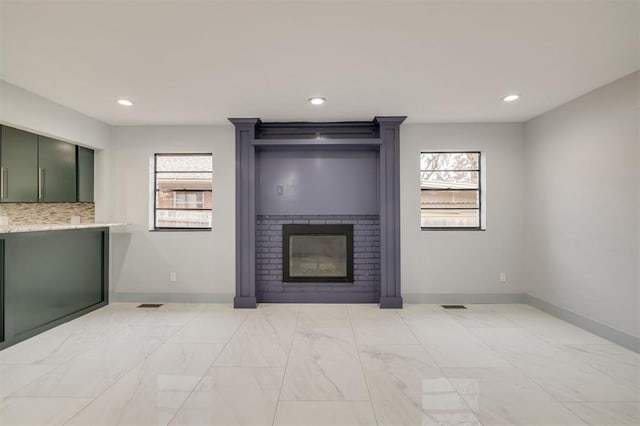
{"left": 0, "top": 228, "right": 108, "bottom": 349}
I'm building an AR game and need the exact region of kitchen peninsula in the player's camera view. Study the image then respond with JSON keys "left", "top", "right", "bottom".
{"left": 0, "top": 224, "right": 121, "bottom": 349}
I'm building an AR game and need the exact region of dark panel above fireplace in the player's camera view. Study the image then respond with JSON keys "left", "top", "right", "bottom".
{"left": 283, "top": 224, "right": 354, "bottom": 282}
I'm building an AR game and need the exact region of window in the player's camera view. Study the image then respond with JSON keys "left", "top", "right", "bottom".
{"left": 154, "top": 154, "right": 212, "bottom": 230}
{"left": 420, "top": 151, "right": 481, "bottom": 229}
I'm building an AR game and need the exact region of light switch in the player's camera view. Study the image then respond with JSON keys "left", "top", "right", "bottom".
{"left": 276, "top": 185, "right": 284, "bottom": 196}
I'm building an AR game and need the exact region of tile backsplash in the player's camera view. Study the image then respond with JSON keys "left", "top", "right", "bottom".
{"left": 0, "top": 203, "right": 95, "bottom": 225}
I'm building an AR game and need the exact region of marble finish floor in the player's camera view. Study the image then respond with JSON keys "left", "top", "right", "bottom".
{"left": 0, "top": 303, "right": 638, "bottom": 425}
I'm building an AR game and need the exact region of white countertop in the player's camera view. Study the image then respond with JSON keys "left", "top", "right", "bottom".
{"left": 0, "top": 223, "right": 127, "bottom": 234}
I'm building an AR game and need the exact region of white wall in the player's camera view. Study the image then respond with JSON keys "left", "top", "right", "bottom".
{"left": 0, "top": 80, "right": 114, "bottom": 221}
{"left": 524, "top": 71, "right": 639, "bottom": 338}
{"left": 400, "top": 123, "right": 525, "bottom": 298}
{"left": 110, "top": 126, "right": 235, "bottom": 299}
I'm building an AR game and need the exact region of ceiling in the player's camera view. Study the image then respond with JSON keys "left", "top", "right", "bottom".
{"left": 1, "top": 1, "right": 638, "bottom": 126}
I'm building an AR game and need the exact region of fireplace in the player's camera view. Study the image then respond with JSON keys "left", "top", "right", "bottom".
{"left": 283, "top": 224, "right": 354, "bottom": 282}
{"left": 231, "top": 117, "right": 405, "bottom": 308}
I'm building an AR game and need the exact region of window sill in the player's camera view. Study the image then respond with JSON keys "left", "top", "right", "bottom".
{"left": 421, "top": 227, "right": 486, "bottom": 231}
{"left": 150, "top": 228, "right": 212, "bottom": 232}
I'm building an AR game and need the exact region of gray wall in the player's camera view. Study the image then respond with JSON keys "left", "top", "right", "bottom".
{"left": 110, "top": 126, "right": 235, "bottom": 299}
{"left": 256, "top": 148, "right": 378, "bottom": 215}
{"left": 401, "top": 123, "right": 526, "bottom": 298}
{"left": 523, "top": 71, "right": 639, "bottom": 338}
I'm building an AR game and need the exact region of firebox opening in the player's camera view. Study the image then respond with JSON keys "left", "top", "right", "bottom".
{"left": 283, "top": 224, "right": 354, "bottom": 282}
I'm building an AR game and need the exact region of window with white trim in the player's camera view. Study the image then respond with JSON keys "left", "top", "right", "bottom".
{"left": 420, "top": 152, "right": 481, "bottom": 229}
{"left": 153, "top": 154, "right": 212, "bottom": 230}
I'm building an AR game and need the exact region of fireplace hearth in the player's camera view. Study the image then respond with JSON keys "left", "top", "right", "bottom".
{"left": 283, "top": 224, "right": 354, "bottom": 282}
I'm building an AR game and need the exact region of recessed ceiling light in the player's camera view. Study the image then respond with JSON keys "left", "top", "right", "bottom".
{"left": 117, "top": 99, "right": 133, "bottom": 106}
{"left": 308, "top": 97, "right": 326, "bottom": 105}
{"left": 502, "top": 94, "right": 520, "bottom": 102}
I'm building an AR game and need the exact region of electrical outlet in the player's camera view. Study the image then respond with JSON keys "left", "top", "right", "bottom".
{"left": 499, "top": 272, "right": 507, "bottom": 283}
{"left": 170, "top": 272, "right": 177, "bottom": 282}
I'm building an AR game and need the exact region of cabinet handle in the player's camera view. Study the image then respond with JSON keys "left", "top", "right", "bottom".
{"left": 0, "top": 167, "right": 4, "bottom": 199}
{"left": 38, "top": 168, "right": 44, "bottom": 199}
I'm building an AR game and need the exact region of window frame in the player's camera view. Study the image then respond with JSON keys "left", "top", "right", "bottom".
{"left": 153, "top": 153, "right": 213, "bottom": 231}
{"left": 420, "top": 151, "right": 483, "bottom": 231}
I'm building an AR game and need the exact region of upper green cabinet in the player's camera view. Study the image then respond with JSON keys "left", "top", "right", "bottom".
{"left": 0, "top": 126, "right": 39, "bottom": 202}
{"left": 77, "top": 146, "right": 94, "bottom": 202}
{"left": 0, "top": 125, "right": 94, "bottom": 203}
{"left": 37, "top": 136, "right": 77, "bottom": 202}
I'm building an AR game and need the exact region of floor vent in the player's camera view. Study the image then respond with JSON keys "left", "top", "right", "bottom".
{"left": 441, "top": 305, "right": 467, "bottom": 309}
{"left": 137, "top": 303, "right": 163, "bottom": 308}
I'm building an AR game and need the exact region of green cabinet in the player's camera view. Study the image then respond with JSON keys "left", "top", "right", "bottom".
{"left": 0, "top": 126, "right": 39, "bottom": 202}
{"left": 0, "top": 125, "right": 95, "bottom": 203}
{"left": 37, "top": 136, "right": 77, "bottom": 202}
{"left": 77, "top": 146, "right": 94, "bottom": 202}
{"left": 0, "top": 228, "right": 108, "bottom": 349}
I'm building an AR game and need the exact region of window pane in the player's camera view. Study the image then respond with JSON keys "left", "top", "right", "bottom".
{"left": 421, "top": 190, "right": 479, "bottom": 209}
{"left": 156, "top": 155, "right": 212, "bottom": 172}
{"left": 156, "top": 191, "right": 211, "bottom": 209}
{"left": 421, "top": 209, "right": 480, "bottom": 228}
{"left": 156, "top": 209, "right": 212, "bottom": 228}
{"left": 156, "top": 172, "right": 212, "bottom": 191}
{"left": 421, "top": 171, "right": 479, "bottom": 189}
{"left": 420, "top": 152, "right": 479, "bottom": 171}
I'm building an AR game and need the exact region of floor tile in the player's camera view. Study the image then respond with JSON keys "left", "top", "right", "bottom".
{"left": 273, "top": 401, "right": 377, "bottom": 425}
{"left": 407, "top": 320, "right": 511, "bottom": 368}
{"left": 358, "top": 344, "right": 448, "bottom": 425}
{"left": 0, "top": 364, "right": 57, "bottom": 400}
{"left": 444, "top": 367, "right": 586, "bottom": 425}
{"left": 14, "top": 341, "right": 159, "bottom": 398}
{"left": 168, "top": 309, "right": 247, "bottom": 344}
{"left": 0, "top": 397, "right": 91, "bottom": 425}
{"left": 169, "top": 367, "right": 284, "bottom": 426}
{"left": 296, "top": 304, "right": 351, "bottom": 329}
{"left": 280, "top": 328, "right": 369, "bottom": 401}
{"left": 66, "top": 343, "right": 222, "bottom": 426}
{"left": 471, "top": 328, "right": 639, "bottom": 402}
{"left": 213, "top": 305, "right": 298, "bottom": 367}
{"left": 563, "top": 402, "right": 640, "bottom": 425}
{"left": 441, "top": 304, "right": 519, "bottom": 329}
{"left": 495, "top": 305, "right": 610, "bottom": 345}
{"left": 560, "top": 343, "right": 640, "bottom": 392}
{"left": 348, "top": 306, "right": 418, "bottom": 345}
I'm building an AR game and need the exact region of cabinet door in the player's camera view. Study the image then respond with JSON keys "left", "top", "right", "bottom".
{"left": 77, "top": 146, "right": 94, "bottom": 202}
{"left": 0, "top": 126, "right": 39, "bottom": 202}
{"left": 38, "top": 136, "right": 77, "bottom": 202}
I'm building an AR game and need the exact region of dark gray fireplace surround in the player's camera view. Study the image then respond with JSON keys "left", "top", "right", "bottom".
{"left": 231, "top": 117, "right": 405, "bottom": 308}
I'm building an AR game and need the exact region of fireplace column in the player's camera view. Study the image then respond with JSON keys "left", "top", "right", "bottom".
{"left": 231, "top": 118, "right": 260, "bottom": 308}
{"left": 377, "top": 117, "right": 404, "bottom": 308}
